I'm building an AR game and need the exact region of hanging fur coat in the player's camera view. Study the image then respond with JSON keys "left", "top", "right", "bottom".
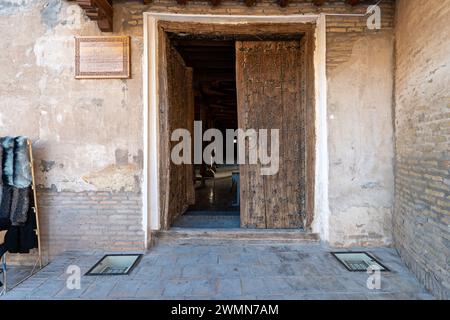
{"left": 0, "top": 143, "right": 8, "bottom": 230}
{"left": 0, "top": 136, "right": 36, "bottom": 258}
{"left": 0, "top": 136, "right": 32, "bottom": 227}
{"left": 13, "top": 136, "right": 32, "bottom": 188}
{"left": 0, "top": 206, "right": 37, "bottom": 256}
{"left": 0, "top": 185, "right": 13, "bottom": 223}
{"left": 1, "top": 137, "right": 15, "bottom": 186}
{"left": 10, "top": 187, "right": 30, "bottom": 226}
{"left": 0, "top": 143, "right": 3, "bottom": 205}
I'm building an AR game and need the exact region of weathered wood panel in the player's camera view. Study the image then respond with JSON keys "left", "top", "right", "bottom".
{"left": 236, "top": 41, "right": 305, "bottom": 229}
{"left": 185, "top": 68, "right": 196, "bottom": 206}
{"left": 160, "top": 22, "right": 314, "bottom": 39}
{"left": 302, "top": 33, "right": 316, "bottom": 230}
{"left": 158, "top": 22, "right": 315, "bottom": 230}
{"left": 160, "top": 34, "right": 195, "bottom": 229}
{"left": 158, "top": 30, "right": 170, "bottom": 230}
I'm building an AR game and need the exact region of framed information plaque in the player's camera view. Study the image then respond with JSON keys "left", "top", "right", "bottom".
{"left": 75, "top": 36, "right": 130, "bottom": 79}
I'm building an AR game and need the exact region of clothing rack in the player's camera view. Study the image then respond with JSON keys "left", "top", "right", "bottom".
{"left": 0, "top": 139, "right": 43, "bottom": 295}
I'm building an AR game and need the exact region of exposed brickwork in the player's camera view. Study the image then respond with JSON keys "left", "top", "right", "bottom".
{"left": 119, "top": 0, "right": 395, "bottom": 71}
{"left": 3, "top": 190, "right": 144, "bottom": 265}
{"left": 38, "top": 190, "right": 145, "bottom": 256}
{"left": 118, "top": 0, "right": 394, "bottom": 36}
{"left": 394, "top": 0, "right": 450, "bottom": 299}
{"left": 325, "top": 3, "right": 394, "bottom": 70}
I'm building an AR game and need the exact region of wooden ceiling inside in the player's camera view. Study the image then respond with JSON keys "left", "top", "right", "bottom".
{"left": 70, "top": 0, "right": 368, "bottom": 32}
{"left": 173, "top": 39, "right": 237, "bottom": 129}
{"left": 171, "top": 32, "right": 303, "bottom": 129}
{"left": 173, "top": 39, "right": 235, "bottom": 75}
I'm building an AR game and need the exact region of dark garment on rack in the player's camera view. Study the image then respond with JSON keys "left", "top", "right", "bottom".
{"left": 0, "top": 136, "right": 32, "bottom": 227}
{"left": 0, "top": 218, "right": 10, "bottom": 231}
{"left": 0, "top": 207, "right": 37, "bottom": 255}
{"left": 10, "top": 187, "right": 30, "bottom": 226}
{"left": 0, "top": 143, "right": 3, "bottom": 204}
{"left": 0, "top": 185, "right": 13, "bottom": 222}
{"left": 0, "top": 136, "right": 37, "bottom": 260}
{"left": 13, "top": 137, "right": 32, "bottom": 188}
{"left": 1, "top": 137, "right": 15, "bottom": 186}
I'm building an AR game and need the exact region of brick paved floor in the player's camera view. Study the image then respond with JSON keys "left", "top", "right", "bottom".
{"left": 1, "top": 265, "right": 34, "bottom": 293}
{"left": 0, "top": 239, "right": 434, "bottom": 300}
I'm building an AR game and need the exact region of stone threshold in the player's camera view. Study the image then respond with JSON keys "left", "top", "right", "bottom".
{"left": 154, "top": 228, "right": 320, "bottom": 242}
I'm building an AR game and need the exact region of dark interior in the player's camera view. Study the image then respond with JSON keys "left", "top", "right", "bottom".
{"left": 172, "top": 38, "right": 238, "bottom": 132}
{"left": 170, "top": 37, "right": 240, "bottom": 228}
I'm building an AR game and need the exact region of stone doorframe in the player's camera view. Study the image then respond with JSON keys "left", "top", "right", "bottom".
{"left": 142, "top": 12, "right": 330, "bottom": 247}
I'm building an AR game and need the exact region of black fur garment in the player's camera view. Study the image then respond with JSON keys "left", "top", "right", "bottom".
{"left": 0, "top": 136, "right": 33, "bottom": 229}
{"left": 0, "top": 136, "right": 36, "bottom": 256}
{"left": 0, "top": 143, "right": 3, "bottom": 211}
{"left": 0, "top": 185, "right": 13, "bottom": 221}
{"left": 10, "top": 187, "right": 30, "bottom": 226}
{"left": 0, "top": 186, "right": 13, "bottom": 230}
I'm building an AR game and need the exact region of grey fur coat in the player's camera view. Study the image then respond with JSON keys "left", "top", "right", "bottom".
{"left": 13, "top": 136, "right": 32, "bottom": 188}
{"left": 0, "top": 143, "right": 3, "bottom": 208}
{"left": 1, "top": 137, "right": 15, "bottom": 186}
{"left": 0, "top": 136, "right": 33, "bottom": 226}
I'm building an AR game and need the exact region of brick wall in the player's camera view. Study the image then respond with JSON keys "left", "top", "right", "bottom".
{"left": 118, "top": 0, "right": 394, "bottom": 34}
{"left": 120, "top": 0, "right": 396, "bottom": 68}
{"left": 394, "top": 0, "right": 450, "bottom": 299}
{"left": 38, "top": 190, "right": 145, "bottom": 256}
{"left": 4, "top": 190, "right": 144, "bottom": 265}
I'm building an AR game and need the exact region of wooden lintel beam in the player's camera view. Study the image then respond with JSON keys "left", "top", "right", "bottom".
{"left": 94, "top": 0, "right": 112, "bottom": 17}
{"left": 278, "top": 0, "right": 289, "bottom": 8}
{"left": 313, "top": 0, "right": 361, "bottom": 6}
{"left": 345, "top": 0, "right": 361, "bottom": 6}
{"left": 74, "top": 0, "right": 113, "bottom": 32}
{"left": 312, "top": 0, "right": 325, "bottom": 6}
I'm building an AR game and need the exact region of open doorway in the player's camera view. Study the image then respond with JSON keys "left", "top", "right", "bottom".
{"left": 171, "top": 38, "right": 240, "bottom": 228}
{"left": 154, "top": 20, "right": 317, "bottom": 232}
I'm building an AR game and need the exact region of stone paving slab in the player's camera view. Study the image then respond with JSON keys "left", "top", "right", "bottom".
{"left": 0, "top": 239, "right": 435, "bottom": 300}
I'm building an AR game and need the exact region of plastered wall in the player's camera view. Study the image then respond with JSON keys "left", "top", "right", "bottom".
{"left": 0, "top": 0, "right": 396, "bottom": 258}
{"left": 0, "top": 0, "right": 146, "bottom": 259}
{"left": 327, "top": 31, "right": 395, "bottom": 247}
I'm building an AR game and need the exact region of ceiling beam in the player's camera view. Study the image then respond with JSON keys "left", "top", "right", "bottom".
{"left": 210, "top": 0, "right": 221, "bottom": 6}
{"left": 278, "top": 0, "right": 289, "bottom": 8}
{"left": 346, "top": 0, "right": 362, "bottom": 6}
{"left": 74, "top": 0, "right": 113, "bottom": 32}
{"left": 72, "top": 0, "right": 150, "bottom": 32}
{"left": 312, "top": 0, "right": 325, "bottom": 6}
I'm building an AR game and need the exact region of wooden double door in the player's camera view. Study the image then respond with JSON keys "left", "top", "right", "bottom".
{"left": 162, "top": 37, "right": 308, "bottom": 230}
{"left": 236, "top": 41, "right": 306, "bottom": 229}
